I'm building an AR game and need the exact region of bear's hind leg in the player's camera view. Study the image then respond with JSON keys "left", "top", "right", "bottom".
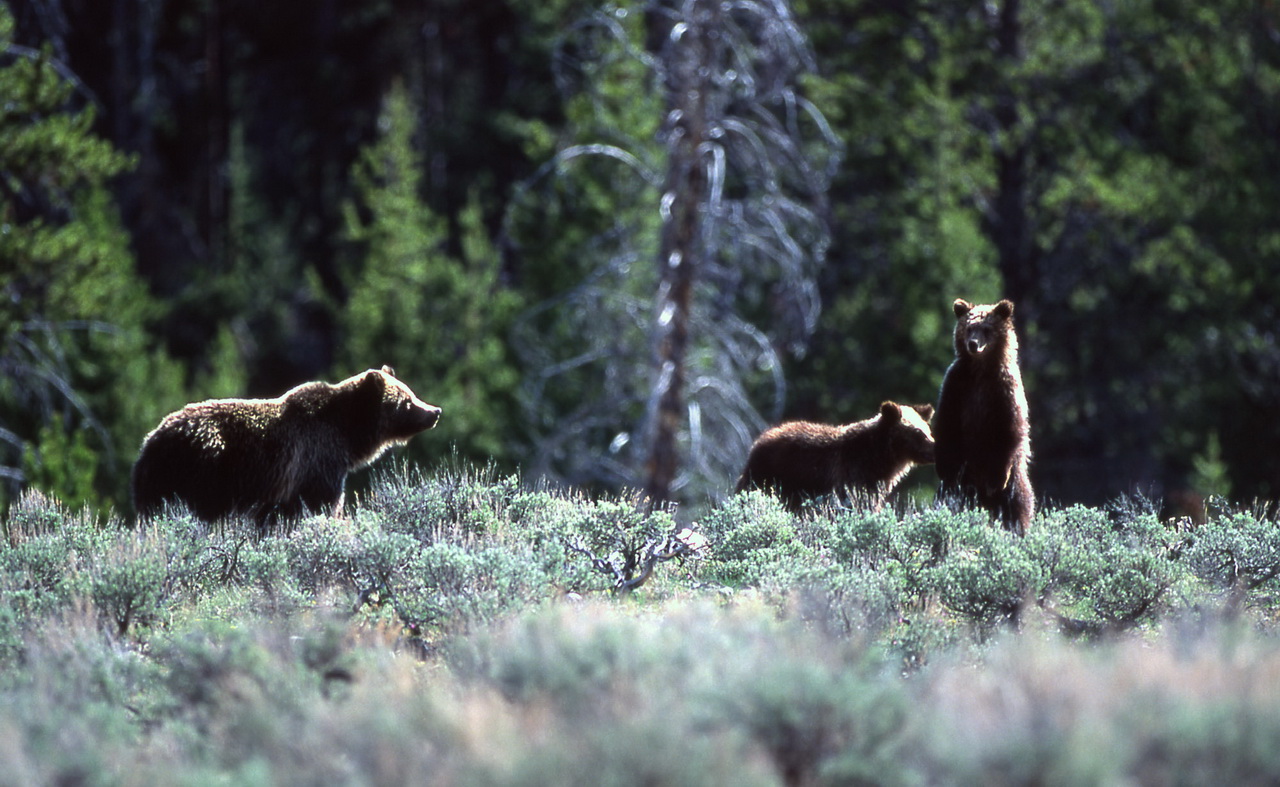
{"left": 996, "top": 471, "right": 1034, "bottom": 536}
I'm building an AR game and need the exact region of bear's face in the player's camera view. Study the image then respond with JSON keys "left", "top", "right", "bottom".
{"left": 880, "top": 401, "right": 936, "bottom": 465}
{"left": 953, "top": 299, "right": 1014, "bottom": 358}
{"left": 374, "top": 366, "right": 442, "bottom": 441}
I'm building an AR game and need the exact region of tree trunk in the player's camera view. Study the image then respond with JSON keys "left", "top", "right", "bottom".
{"left": 644, "top": 0, "right": 713, "bottom": 504}
{"left": 204, "top": 0, "right": 228, "bottom": 266}
{"left": 985, "top": 0, "right": 1040, "bottom": 318}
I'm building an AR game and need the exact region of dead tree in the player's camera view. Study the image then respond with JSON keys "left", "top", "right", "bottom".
{"left": 509, "top": 0, "right": 839, "bottom": 507}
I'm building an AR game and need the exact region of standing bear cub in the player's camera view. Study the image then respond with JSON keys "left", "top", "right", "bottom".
{"left": 934, "top": 299, "right": 1033, "bottom": 534}
{"left": 735, "top": 401, "right": 936, "bottom": 513}
{"left": 132, "top": 366, "right": 441, "bottom": 526}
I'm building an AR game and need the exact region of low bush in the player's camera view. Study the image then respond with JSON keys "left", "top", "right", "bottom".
{"left": 1033, "top": 505, "right": 1184, "bottom": 631}
{"left": 3, "top": 465, "right": 1280, "bottom": 783}
{"left": 1184, "top": 511, "right": 1280, "bottom": 606}
{"left": 930, "top": 514, "right": 1044, "bottom": 628}
{"left": 700, "top": 491, "right": 814, "bottom": 587}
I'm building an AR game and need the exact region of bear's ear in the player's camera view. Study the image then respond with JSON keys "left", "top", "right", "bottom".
{"left": 953, "top": 299, "right": 972, "bottom": 318}
{"left": 332, "top": 369, "right": 386, "bottom": 414}
{"left": 380, "top": 365, "right": 397, "bottom": 377}
{"left": 879, "top": 401, "right": 902, "bottom": 422}
{"left": 357, "top": 369, "right": 386, "bottom": 398}
{"left": 913, "top": 403, "right": 935, "bottom": 422}
{"left": 994, "top": 300, "right": 1014, "bottom": 319}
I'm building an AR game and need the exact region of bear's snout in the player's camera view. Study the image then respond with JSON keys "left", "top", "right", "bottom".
{"left": 395, "top": 399, "right": 441, "bottom": 434}
{"left": 419, "top": 405, "right": 442, "bottom": 430}
{"left": 966, "top": 337, "right": 986, "bottom": 355}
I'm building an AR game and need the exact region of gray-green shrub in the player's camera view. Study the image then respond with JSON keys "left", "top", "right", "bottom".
{"left": 6, "top": 464, "right": 1280, "bottom": 784}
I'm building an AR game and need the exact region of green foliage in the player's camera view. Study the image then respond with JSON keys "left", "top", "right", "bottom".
{"left": 716, "top": 658, "right": 913, "bottom": 786}
{"left": 0, "top": 5, "right": 190, "bottom": 513}
{"left": 500, "top": 6, "right": 668, "bottom": 499}
{"left": 20, "top": 414, "right": 98, "bottom": 513}
{"left": 931, "top": 517, "right": 1044, "bottom": 628}
{"left": 1121, "top": 695, "right": 1280, "bottom": 785}
{"left": 789, "top": 0, "right": 1001, "bottom": 420}
{"left": 392, "top": 541, "right": 547, "bottom": 637}
{"left": 86, "top": 534, "right": 171, "bottom": 636}
{"left": 1190, "top": 431, "right": 1233, "bottom": 500}
{"left": 504, "top": 4, "right": 664, "bottom": 303}
{"left": 341, "top": 82, "right": 524, "bottom": 472}
{"left": 451, "top": 604, "right": 670, "bottom": 709}
{"left": 699, "top": 491, "right": 814, "bottom": 587}
{"left": 1033, "top": 505, "right": 1182, "bottom": 630}
{"left": 1185, "top": 512, "right": 1280, "bottom": 600}
{"left": 789, "top": 0, "right": 1280, "bottom": 507}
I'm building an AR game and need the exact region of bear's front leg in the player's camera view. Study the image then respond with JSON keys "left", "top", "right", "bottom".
{"left": 294, "top": 474, "right": 347, "bottom": 520}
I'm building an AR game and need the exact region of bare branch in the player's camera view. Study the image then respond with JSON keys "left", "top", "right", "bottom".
{"left": 567, "top": 527, "right": 710, "bottom": 594}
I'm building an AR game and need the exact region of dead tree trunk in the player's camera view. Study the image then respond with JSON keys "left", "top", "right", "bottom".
{"left": 644, "top": 0, "right": 714, "bottom": 504}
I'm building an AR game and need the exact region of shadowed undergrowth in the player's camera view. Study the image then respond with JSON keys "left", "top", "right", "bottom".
{"left": 3, "top": 467, "right": 1280, "bottom": 784}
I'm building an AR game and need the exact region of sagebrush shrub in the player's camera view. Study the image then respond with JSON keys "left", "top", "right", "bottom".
{"left": 360, "top": 463, "right": 451, "bottom": 536}
{"left": 449, "top": 603, "right": 680, "bottom": 710}
{"left": 714, "top": 657, "right": 913, "bottom": 786}
{"left": 783, "top": 563, "right": 907, "bottom": 642}
{"left": 1034, "top": 506, "right": 1182, "bottom": 629}
{"left": 827, "top": 508, "right": 900, "bottom": 568}
{"left": 1184, "top": 512, "right": 1280, "bottom": 599}
{"left": 365, "top": 461, "right": 520, "bottom": 538}
{"left": 393, "top": 542, "right": 547, "bottom": 637}
{"left": 8, "top": 463, "right": 1280, "bottom": 785}
{"left": 931, "top": 516, "right": 1044, "bottom": 627}
{"left": 0, "top": 532, "right": 79, "bottom": 629}
{"left": 701, "top": 491, "right": 813, "bottom": 586}
{"left": 87, "top": 535, "right": 170, "bottom": 636}
{"left": 1122, "top": 693, "right": 1280, "bottom": 784}
{"left": 3, "top": 488, "right": 69, "bottom": 544}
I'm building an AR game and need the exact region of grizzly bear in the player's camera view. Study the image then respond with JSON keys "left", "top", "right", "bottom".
{"left": 735, "top": 401, "right": 936, "bottom": 513}
{"left": 132, "top": 366, "right": 441, "bottom": 526}
{"left": 934, "top": 299, "right": 1033, "bottom": 534}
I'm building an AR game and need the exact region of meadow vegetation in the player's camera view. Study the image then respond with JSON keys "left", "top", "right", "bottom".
{"left": 3, "top": 465, "right": 1280, "bottom": 784}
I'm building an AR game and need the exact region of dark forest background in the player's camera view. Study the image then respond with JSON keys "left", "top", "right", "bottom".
{"left": 2, "top": 0, "right": 1278, "bottom": 517}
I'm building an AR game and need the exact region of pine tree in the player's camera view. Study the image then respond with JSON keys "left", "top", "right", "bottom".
{"left": 341, "top": 82, "right": 524, "bottom": 474}
{"left": 0, "top": 5, "right": 188, "bottom": 513}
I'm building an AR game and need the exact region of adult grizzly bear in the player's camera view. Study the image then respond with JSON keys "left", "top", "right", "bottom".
{"left": 132, "top": 366, "right": 441, "bottom": 526}
{"left": 735, "top": 401, "right": 936, "bottom": 513}
{"left": 935, "top": 299, "right": 1033, "bottom": 534}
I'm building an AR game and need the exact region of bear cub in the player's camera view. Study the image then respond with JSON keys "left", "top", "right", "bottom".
{"left": 736, "top": 401, "right": 936, "bottom": 513}
{"left": 132, "top": 366, "right": 441, "bottom": 526}
{"left": 934, "top": 299, "right": 1034, "bottom": 534}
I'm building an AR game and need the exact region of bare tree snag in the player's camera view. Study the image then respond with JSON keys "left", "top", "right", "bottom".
{"left": 645, "top": 1, "right": 715, "bottom": 504}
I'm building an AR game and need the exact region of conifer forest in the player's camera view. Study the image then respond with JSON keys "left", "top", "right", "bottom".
{"left": 3, "top": 0, "right": 1277, "bottom": 516}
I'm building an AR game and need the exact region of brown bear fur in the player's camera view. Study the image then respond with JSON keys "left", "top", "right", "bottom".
{"left": 132, "top": 366, "right": 441, "bottom": 526}
{"left": 934, "top": 299, "right": 1034, "bottom": 534}
{"left": 735, "top": 401, "right": 936, "bottom": 512}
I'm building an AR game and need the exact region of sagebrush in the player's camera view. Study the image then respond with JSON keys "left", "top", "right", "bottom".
{"left": 2, "top": 469, "right": 1278, "bottom": 784}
